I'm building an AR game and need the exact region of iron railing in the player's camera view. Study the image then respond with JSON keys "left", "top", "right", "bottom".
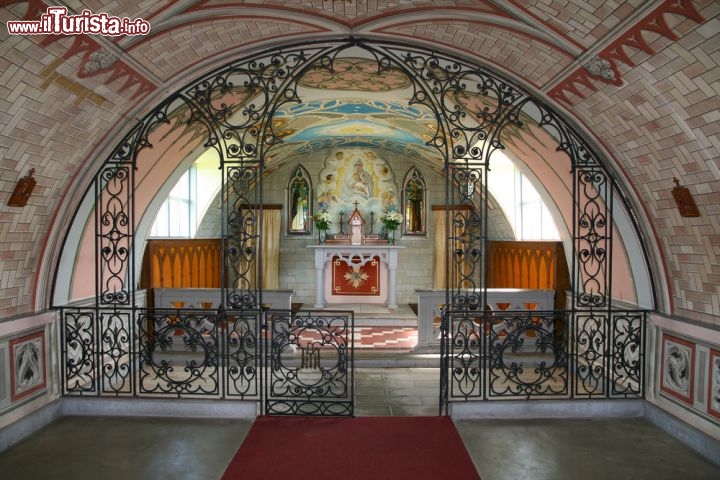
{"left": 61, "top": 305, "right": 643, "bottom": 410}
{"left": 60, "top": 306, "right": 354, "bottom": 416}
{"left": 442, "top": 308, "right": 646, "bottom": 407}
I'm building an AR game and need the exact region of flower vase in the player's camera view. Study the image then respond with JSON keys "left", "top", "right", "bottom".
{"left": 318, "top": 229, "right": 327, "bottom": 245}
{"left": 387, "top": 229, "right": 395, "bottom": 245}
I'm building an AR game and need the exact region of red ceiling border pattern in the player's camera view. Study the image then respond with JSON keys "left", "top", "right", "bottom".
{"left": 44, "top": 35, "right": 155, "bottom": 99}
{"left": 549, "top": 0, "right": 703, "bottom": 105}
{"left": 3, "top": 0, "right": 156, "bottom": 100}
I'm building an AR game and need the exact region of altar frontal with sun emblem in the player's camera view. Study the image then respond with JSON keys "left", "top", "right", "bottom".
{"left": 331, "top": 255, "right": 380, "bottom": 296}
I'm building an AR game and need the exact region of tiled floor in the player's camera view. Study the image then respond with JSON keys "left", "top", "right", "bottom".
{"left": 296, "top": 303, "right": 421, "bottom": 349}
{"left": 354, "top": 326, "right": 418, "bottom": 349}
{"left": 298, "top": 326, "right": 419, "bottom": 349}
{"left": 0, "top": 367, "right": 719, "bottom": 479}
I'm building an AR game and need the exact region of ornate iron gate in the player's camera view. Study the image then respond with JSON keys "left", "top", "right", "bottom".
{"left": 265, "top": 309, "right": 354, "bottom": 416}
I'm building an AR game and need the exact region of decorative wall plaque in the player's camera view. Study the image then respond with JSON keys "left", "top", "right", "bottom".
{"left": 10, "top": 330, "right": 46, "bottom": 402}
{"left": 7, "top": 169, "right": 36, "bottom": 207}
{"left": 660, "top": 333, "right": 695, "bottom": 405}
{"left": 671, "top": 178, "right": 700, "bottom": 218}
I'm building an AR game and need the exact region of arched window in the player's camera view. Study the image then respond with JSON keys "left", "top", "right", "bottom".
{"left": 287, "top": 165, "right": 312, "bottom": 234}
{"left": 402, "top": 166, "right": 426, "bottom": 236}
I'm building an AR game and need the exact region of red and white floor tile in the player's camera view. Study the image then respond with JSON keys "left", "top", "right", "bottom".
{"left": 295, "top": 326, "right": 418, "bottom": 350}
{"left": 352, "top": 326, "right": 418, "bottom": 349}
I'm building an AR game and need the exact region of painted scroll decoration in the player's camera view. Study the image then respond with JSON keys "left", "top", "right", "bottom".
{"left": 660, "top": 333, "right": 694, "bottom": 405}
{"left": 10, "top": 330, "right": 46, "bottom": 402}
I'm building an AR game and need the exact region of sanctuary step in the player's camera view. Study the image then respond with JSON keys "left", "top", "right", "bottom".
{"left": 355, "top": 326, "right": 417, "bottom": 349}
{"left": 294, "top": 325, "right": 418, "bottom": 351}
{"left": 318, "top": 303, "right": 417, "bottom": 327}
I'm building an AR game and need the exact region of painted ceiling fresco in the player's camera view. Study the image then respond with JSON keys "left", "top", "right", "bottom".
{"left": 269, "top": 56, "right": 437, "bottom": 166}
{"left": 270, "top": 98, "right": 441, "bottom": 165}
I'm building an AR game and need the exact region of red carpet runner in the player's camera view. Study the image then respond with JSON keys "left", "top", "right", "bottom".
{"left": 222, "top": 416, "right": 481, "bottom": 480}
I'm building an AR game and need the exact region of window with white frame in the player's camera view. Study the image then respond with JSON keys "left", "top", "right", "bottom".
{"left": 489, "top": 155, "right": 560, "bottom": 241}
{"left": 150, "top": 166, "right": 197, "bottom": 238}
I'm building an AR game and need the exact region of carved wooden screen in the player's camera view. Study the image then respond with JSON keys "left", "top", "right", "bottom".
{"left": 141, "top": 238, "right": 222, "bottom": 289}
{"left": 486, "top": 240, "right": 570, "bottom": 309}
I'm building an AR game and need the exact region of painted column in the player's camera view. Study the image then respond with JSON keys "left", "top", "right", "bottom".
{"left": 387, "top": 248, "right": 399, "bottom": 309}
{"left": 313, "top": 248, "right": 326, "bottom": 308}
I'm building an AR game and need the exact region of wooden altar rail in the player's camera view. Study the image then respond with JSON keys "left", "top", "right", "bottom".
{"left": 140, "top": 239, "right": 222, "bottom": 291}
{"left": 486, "top": 241, "right": 569, "bottom": 310}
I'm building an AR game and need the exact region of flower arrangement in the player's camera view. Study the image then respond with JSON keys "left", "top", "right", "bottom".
{"left": 313, "top": 210, "right": 332, "bottom": 231}
{"left": 380, "top": 210, "right": 403, "bottom": 231}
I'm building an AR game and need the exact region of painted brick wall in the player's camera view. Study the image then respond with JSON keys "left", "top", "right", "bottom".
{"left": 0, "top": 29, "right": 135, "bottom": 317}
{"left": 564, "top": 3, "right": 720, "bottom": 323}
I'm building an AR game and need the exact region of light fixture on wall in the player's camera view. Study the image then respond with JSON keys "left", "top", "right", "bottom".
{"left": 7, "top": 168, "right": 36, "bottom": 207}
{"left": 671, "top": 178, "right": 700, "bottom": 218}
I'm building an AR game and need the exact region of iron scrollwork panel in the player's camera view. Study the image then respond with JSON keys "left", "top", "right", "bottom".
{"left": 266, "top": 310, "right": 353, "bottom": 416}
{"left": 183, "top": 47, "right": 328, "bottom": 162}
{"left": 224, "top": 165, "right": 260, "bottom": 309}
{"left": 137, "top": 309, "right": 220, "bottom": 397}
{"left": 573, "top": 310, "right": 645, "bottom": 398}
{"left": 448, "top": 165, "right": 486, "bottom": 311}
{"left": 99, "top": 309, "right": 134, "bottom": 395}
{"left": 575, "top": 167, "right": 611, "bottom": 309}
{"left": 573, "top": 312, "right": 608, "bottom": 397}
{"left": 448, "top": 311, "right": 483, "bottom": 401}
{"left": 450, "top": 208, "right": 484, "bottom": 310}
{"left": 487, "top": 311, "right": 569, "bottom": 399}
{"left": 447, "top": 310, "right": 571, "bottom": 401}
{"left": 96, "top": 166, "right": 132, "bottom": 307}
{"left": 391, "top": 44, "right": 523, "bottom": 162}
{"left": 61, "top": 308, "right": 98, "bottom": 395}
{"left": 225, "top": 309, "right": 261, "bottom": 398}
{"left": 610, "top": 311, "right": 645, "bottom": 397}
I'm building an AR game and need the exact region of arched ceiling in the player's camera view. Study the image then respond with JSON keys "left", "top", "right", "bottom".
{"left": 0, "top": 1, "right": 718, "bottom": 323}
{"left": 267, "top": 53, "right": 441, "bottom": 169}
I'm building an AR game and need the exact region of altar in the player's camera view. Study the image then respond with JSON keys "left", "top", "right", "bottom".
{"left": 307, "top": 245, "right": 404, "bottom": 309}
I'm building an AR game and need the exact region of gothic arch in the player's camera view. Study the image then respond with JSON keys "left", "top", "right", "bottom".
{"left": 53, "top": 38, "right": 656, "bottom": 311}
{"left": 52, "top": 38, "right": 655, "bottom": 406}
